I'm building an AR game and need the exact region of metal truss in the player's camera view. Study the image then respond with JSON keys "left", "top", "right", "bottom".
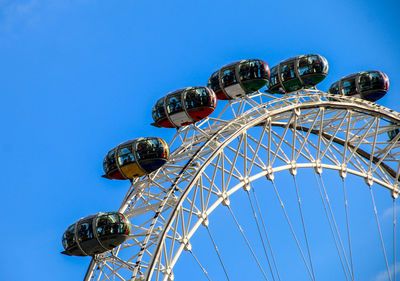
{"left": 84, "top": 89, "right": 400, "bottom": 281}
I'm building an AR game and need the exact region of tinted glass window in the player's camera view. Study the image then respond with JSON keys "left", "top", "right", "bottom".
{"left": 309, "top": 55, "right": 323, "bottom": 73}
{"left": 268, "top": 66, "right": 280, "bottom": 88}
{"left": 280, "top": 61, "right": 296, "bottom": 82}
{"left": 370, "top": 72, "right": 385, "bottom": 89}
{"left": 321, "top": 56, "right": 329, "bottom": 73}
{"left": 358, "top": 73, "right": 371, "bottom": 91}
{"left": 208, "top": 72, "right": 221, "bottom": 92}
{"left": 342, "top": 78, "right": 357, "bottom": 96}
{"left": 184, "top": 89, "right": 197, "bottom": 110}
{"left": 96, "top": 214, "right": 108, "bottom": 236}
{"left": 298, "top": 56, "right": 312, "bottom": 76}
{"left": 196, "top": 88, "right": 211, "bottom": 105}
{"left": 103, "top": 149, "right": 117, "bottom": 173}
{"left": 239, "top": 60, "right": 267, "bottom": 82}
{"left": 152, "top": 98, "right": 166, "bottom": 121}
{"left": 97, "top": 215, "right": 117, "bottom": 236}
{"left": 209, "top": 89, "right": 217, "bottom": 107}
{"left": 185, "top": 88, "right": 211, "bottom": 109}
{"left": 118, "top": 145, "right": 135, "bottom": 166}
{"left": 136, "top": 138, "right": 164, "bottom": 161}
{"left": 166, "top": 92, "right": 183, "bottom": 114}
{"left": 329, "top": 82, "right": 340, "bottom": 95}
{"left": 221, "top": 66, "right": 238, "bottom": 88}
{"left": 63, "top": 224, "right": 76, "bottom": 249}
{"left": 97, "top": 213, "right": 126, "bottom": 236}
{"left": 77, "top": 221, "right": 94, "bottom": 242}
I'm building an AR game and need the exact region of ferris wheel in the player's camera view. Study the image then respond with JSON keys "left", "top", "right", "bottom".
{"left": 62, "top": 55, "right": 399, "bottom": 281}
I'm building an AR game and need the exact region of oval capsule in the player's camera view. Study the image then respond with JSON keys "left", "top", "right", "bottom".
{"left": 328, "top": 71, "right": 389, "bottom": 102}
{"left": 61, "top": 212, "right": 131, "bottom": 256}
{"left": 102, "top": 137, "right": 169, "bottom": 180}
{"left": 267, "top": 54, "right": 329, "bottom": 94}
{"left": 151, "top": 86, "right": 217, "bottom": 128}
{"left": 207, "top": 59, "right": 270, "bottom": 100}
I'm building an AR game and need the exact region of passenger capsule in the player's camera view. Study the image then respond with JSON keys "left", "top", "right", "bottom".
{"left": 207, "top": 59, "right": 270, "bottom": 100}
{"left": 102, "top": 137, "right": 169, "bottom": 180}
{"left": 327, "top": 71, "right": 389, "bottom": 102}
{"left": 267, "top": 54, "right": 329, "bottom": 94}
{"left": 151, "top": 86, "right": 217, "bottom": 128}
{"left": 61, "top": 212, "right": 131, "bottom": 256}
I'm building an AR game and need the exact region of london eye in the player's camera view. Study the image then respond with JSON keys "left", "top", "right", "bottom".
{"left": 62, "top": 55, "right": 399, "bottom": 281}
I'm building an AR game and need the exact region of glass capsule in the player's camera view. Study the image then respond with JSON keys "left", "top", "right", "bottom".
{"left": 267, "top": 54, "right": 329, "bottom": 94}
{"left": 207, "top": 59, "right": 270, "bottom": 100}
{"left": 327, "top": 71, "right": 389, "bottom": 102}
{"left": 61, "top": 212, "right": 131, "bottom": 256}
{"left": 151, "top": 86, "right": 217, "bottom": 128}
{"left": 102, "top": 137, "right": 169, "bottom": 180}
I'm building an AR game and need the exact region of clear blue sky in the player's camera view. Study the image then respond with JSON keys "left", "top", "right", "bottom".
{"left": 0, "top": 0, "right": 399, "bottom": 280}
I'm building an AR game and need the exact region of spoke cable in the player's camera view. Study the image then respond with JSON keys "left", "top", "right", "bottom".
{"left": 270, "top": 179, "right": 314, "bottom": 281}
{"left": 394, "top": 198, "right": 397, "bottom": 281}
{"left": 297, "top": 117, "right": 350, "bottom": 281}
{"left": 246, "top": 190, "right": 276, "bottom": 281}
{"left": 227, "top": 205, "right": 270, "bottom": 281}
{"left": 252, "top": 186, "right": 282, "bottom": 281}
{"left": 313, "top": 172, "right": 349, "bottom": 281}
{"left": 292, "top": 175, "right": 316, "bottom": 281}
{"left": 319, "top": 174, "right": 354, "bottom": 280}
{"left": 341, "top": 177, "right": 355, "bottom": 279}
{"left": 189, "top": 249, "right": 213, "bottom": 281}
{"left": 369, "top": 186, "right": 392, "bottom": 281}
{"left": 205, "top": 226, "right": 231, "bottom": 281}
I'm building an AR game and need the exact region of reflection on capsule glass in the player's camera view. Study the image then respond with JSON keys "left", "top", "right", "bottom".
{"left": 151, "top": 86, "right": 217, "bottom": 128}
{"left": 267, "top": 54, "right": 329, "bottom": 94}
{"left": 61, "top": 212, "right": 131, "bottom": 256}
{"left": 328, "top": 71, "right": 389, "bottom": 102}
{"left": 207, "top": 59, "right": 270, "bottom": 100}
{"left": 102, "top": 137, "right": 169, "bottom": 180}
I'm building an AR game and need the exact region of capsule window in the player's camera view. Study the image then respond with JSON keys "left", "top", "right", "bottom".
{"left": 250, "top": 60, "right": 267, "bottom": 79}
{"left": 184, "top": 89, "right": 198, "bottom": 110}
{"left": 280, "top": 61, "right": 296, "bottom": 81}
{"left": 118, "top": 146, "right": 135, "bottom": 166}
{"left": 96, "top": 214, "right": 109, "bottom": 237}
{"left": 196, "top": 88, "right": 211, "bottom": 106}
{"left": 103, "top": 150, "right": 117, "bottom": 174}
{"left": 135, "top": 140, "right": 151, "bottom": 161}
{"left": 321, "top": 56, "right": 329, "bottom": 73}
{"left": 152, "top": 98, "right": 166, "bottom": 121}
{"left": 208, "top": 71, "right": 221, "bottom": 93}
{"left": 329, "top": 82, "right": 340, "bottom": 95}
{"left": 298, "top": 56, "right": 312, "bottom": 76}
{"left": 166, "top": 92, "right": 183, "bottom": 115}
{"left": 62, "top": 224, "right": 76, "bottom": 249}
{"left": 238, "top": 62, "right": 250, "bottom": 81}
{"left": 342, "top": 78, "right": 357, "bottom": 96}
{"left": 77, "top": 221, "right": 94, "bottom": 242}
{"left": 359, "top": 73, "right": 372, "bottom": 91}
{"left": 370, "top": 72, "right": 384, "bottom": 89}
{"left": 269, "top": 66, "right": 280, "bottom": 87}
{"left": 308, "top": 55, "right": 323, "bottom": 73}
{"left": 221, "top": 66, "right": 238, "bottom": 88}
{"left": 136, "top": 138, "right": 164, "bottom": 161}
{"left": 97, "top": 213, "right": 124, "bottom": 237}
{"left": 209, "top": 89, "right": 216, "bottom": 107}
{"left": 185, "top": 88, "right": 210, "bottom": 110}
{"left": 239, "top": 60, "right": 266, "bottom": 82}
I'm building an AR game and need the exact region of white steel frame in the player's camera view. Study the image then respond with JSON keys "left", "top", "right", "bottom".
{"left": 84, "top": 89, "right": 400, "bottom": 281}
